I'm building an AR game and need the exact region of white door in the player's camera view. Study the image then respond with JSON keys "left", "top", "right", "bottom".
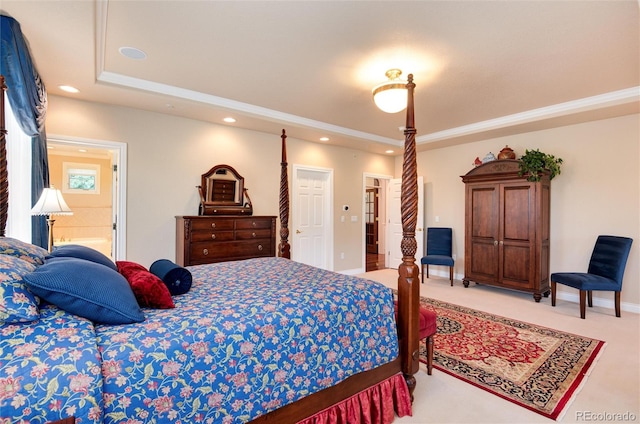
{"left": 387, "top": 176, "right": 424, "bottom": 269}
{"left": 292, "top": 166, "right": 333, "bottom": 270}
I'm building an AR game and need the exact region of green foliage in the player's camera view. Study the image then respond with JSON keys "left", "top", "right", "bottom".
{"left": 518, "top": 149, "right": 563, "bottom": 182}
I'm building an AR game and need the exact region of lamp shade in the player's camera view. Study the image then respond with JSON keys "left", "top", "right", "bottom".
{"left": 30, "top": 187, "right": 73, "bottom": 216}
{"left": 372, "top": 69, "right": 408, "bottom": 114}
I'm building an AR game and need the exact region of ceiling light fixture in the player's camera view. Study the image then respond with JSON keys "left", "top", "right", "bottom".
{"left": 372, "top": 69, "right": 408, "bottom": 113}
{"left": 223, "top": 117, "right": 236, "bottom": 123}
{"left": 119, "top": 46, "right": 147, "bottom": 60}
{"left": 319, "top": 137, "right": 329, "bottom": 141}
{"left": 59, "top": 85, "right": 79, "bottom": 93}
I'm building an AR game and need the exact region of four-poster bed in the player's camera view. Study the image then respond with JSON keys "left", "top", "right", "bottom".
{"left": 0, "top": 74, "right": 421, "bottom": 423}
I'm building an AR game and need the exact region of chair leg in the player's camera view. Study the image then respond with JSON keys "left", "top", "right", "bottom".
{"left": 426, "top": 335, "right": 434, "bottom": 375}
{"left": 615, "top": 291, "right": 621, "bottom": 317}
{"left": 551, "top": 281, "right": 556, "bottom": 306}
{"left": 587, "top": 290, "right": 593, "bottom": 308}
{"left": 579, "top": 290, "right": 586, "bottom": 319}
{"left": 449, "top": 266, "right": 453, "bottom": 286}
{"left": 426, "top": 264, "right": 429, "bottom": 279}
{"left": 421, "top": 264, "right": 424, "bottom": 284}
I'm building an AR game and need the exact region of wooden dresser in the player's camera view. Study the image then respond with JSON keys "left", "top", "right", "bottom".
{"left": 176, "top": 216, "right": 276, "bottom": 266}
{"left": 461, "top": 160, "right": 551, "bottom": 302}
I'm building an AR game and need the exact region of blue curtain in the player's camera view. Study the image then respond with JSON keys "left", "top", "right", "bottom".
{"left": 0, "top": 15, "right": 49, "bottom": 247}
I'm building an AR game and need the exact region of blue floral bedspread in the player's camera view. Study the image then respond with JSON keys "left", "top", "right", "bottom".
{"left": 0, "top": 305, "right": 104, "bottom": 423}
{"left": 1, "top": 257, "right": 398, "bottom": 424}
{"left": 97, "top": 257, "right": 398, "bottom": 423}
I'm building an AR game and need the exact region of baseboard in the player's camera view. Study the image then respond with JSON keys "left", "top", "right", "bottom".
{"left": 555, "top": 290, "right": 640, "bottom": 314}
{"left": 340, "top": 267, "right": 365, "bottom": 275}
{"left": 427, "top": 269, "right": 640, "bottom": 315}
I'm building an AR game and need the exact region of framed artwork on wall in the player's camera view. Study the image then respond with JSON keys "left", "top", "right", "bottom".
{"left": 62, "top": 162, "right": 100, "bottom": 195}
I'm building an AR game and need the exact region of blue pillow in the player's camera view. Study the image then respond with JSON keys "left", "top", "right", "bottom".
{"left": 23, "top": 257, "right": 145, "bottom": 324}
{"left": 47, "top": 244, "right": 117, "bottom": 271}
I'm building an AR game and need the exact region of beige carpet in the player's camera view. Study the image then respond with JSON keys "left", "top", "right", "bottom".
{"left": 358, "top": 269, "right": 640, "bottom": 424}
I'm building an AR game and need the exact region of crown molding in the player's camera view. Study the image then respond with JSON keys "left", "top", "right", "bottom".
{"left": 416, "top": 86, "right": 640, "bottom": 144}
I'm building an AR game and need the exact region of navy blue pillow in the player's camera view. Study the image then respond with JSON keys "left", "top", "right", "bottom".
{"left": 23, "top": 257, "right": 145, "bottom": 324}
{"left": 47, "top": 244, "right": 117, "bottom": 271}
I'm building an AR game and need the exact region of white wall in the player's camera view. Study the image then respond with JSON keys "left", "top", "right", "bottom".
{"left": 405, "top": 114, "right": 639, "bottom": 310}
{"left": 45, "top": 95, "right": 395, "bottom": 271}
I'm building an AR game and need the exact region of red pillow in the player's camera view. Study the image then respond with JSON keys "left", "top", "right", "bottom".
{"left": 116, "top": 261, "right": 175, "bottom": 309}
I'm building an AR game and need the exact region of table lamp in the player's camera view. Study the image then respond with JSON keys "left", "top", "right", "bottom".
{"left": 30, "top": 186, "right": 73, "bottom": 251}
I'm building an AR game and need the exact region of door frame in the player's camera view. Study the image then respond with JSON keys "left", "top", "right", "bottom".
{"left": 292, "top": 164, "right": 334, "bottom": 270}
{"left": 48, "top": 134, "right": 127, "bottom": 260}
{"left": 362, "top": 173, "right": 392, "bottom": 271}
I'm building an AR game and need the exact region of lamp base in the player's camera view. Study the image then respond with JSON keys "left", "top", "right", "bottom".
{"left": 47, "top": 218, "right": 55, "bottom": 252}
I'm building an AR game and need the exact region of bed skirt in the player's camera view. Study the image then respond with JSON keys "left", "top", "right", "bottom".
{"left": 297, "top": 373, "right": 412, "bottom": 424}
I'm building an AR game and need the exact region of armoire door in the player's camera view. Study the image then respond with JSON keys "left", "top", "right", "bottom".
{"left": 465, "top": 183, "right": 500, "bottom": 283}
{"left": 499, "top": 182, "right": 536, "bottom": 289}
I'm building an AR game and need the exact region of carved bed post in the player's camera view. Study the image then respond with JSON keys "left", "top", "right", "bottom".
{"left": 278, "top": 129, "right": 291, "bottom": 259}
{"left": 0, "top": 75, "right": 7, "bottom": 236}
{"left": 397, "top": 74, "right": 420, "bottom": 397}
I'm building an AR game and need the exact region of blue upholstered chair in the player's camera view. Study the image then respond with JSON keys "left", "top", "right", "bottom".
{"left": 420, "top": 227, "right": 454, "bottom": 286}
{"left": 551, "top": 235, "right": 633, "bottom": 319}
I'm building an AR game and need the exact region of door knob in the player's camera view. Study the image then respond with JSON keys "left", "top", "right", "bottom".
{"left": 296, "top": 229, "right": 301, "bottom": 234}
{"left": 494, "top": 240, "right": 498, "bottom": 246}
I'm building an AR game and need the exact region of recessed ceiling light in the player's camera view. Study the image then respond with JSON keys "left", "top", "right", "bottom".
{"left": 319, "top": 137, "right": 330, "bottom": 141}
{"left": 59, "top": 85, "right": 79, "bottom": 93}
{"left": 223, "top": 117, "right": 236, "bottom": 123}
{"left": 385, "top": 150, "right": 394, "bottom": 154}
{"left": 119, "top": 46, "right": 147, "bottom": 60}
{"left": 78, "top": 149, "right": 87, "bottom": 153}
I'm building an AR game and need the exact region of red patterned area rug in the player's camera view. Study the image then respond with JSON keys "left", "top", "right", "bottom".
{"left": 418, "top": 297, "right": 605, "bottom": 420}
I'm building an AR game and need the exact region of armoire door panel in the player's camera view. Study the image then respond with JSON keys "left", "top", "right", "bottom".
{"left": 501, "top": 244, "right": 532, "bottom": 287}
{"left": 502, "top": 185, "right": 532, "bottom": 242}
{"left": 470, "top": 187, "right": 498, "bottom": 239}
{"left": 469, "top": 241, "right": 498, "bottom": 279}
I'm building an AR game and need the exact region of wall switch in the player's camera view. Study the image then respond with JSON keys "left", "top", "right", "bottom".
{"left": 351, "top": 216, "right": 358, "bottom": 222}
{"left": 341, "top": 216, "right": 345, "bottom": 222}
{"left": 340, "top": 252, "right": 345, "bottom": 259}
{"left": 435, "top": 216, "right": 440, "bottom": 223}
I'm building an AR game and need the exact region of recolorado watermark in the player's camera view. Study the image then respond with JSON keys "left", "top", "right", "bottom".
{"left": 576, "top": 411, "right": 637, "bottom": 422}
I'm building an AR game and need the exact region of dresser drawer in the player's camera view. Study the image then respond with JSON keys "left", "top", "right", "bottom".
{"left": 189, "top": 240, "right": 272, "bottom": 264}
{"left": 236, "top": 228, "right": 272, "bottom": 240}
{"left": 191, "top": 219, "right": 235, "bottom": 231}
{"left": 236, "top": 218, "right": 273, "bottom": 230}
{"left": 190, "top": 230, "right": 234, "bottom": 242}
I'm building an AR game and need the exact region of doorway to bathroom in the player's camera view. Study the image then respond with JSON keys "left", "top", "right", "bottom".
{"left": 46, "top": 137, "right": 126, "bottom": 260}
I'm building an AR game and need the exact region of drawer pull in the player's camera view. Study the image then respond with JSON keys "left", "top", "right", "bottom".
{"left": 211, "top": 223, "right": 216, "bottom": 228}
{"left": 211, "top": 234, "right": 216, "bottom": 240}
{"left": 203, "top": 248, "right": 209, "bottom": 256}
{"left": 252, "top": 221, "right": 257, "bottom": 227}
{"left": 257, "top": 244, "right": 263, "bottom": 251}
{"left": 252, "top": 232, "right": 256, "bottom": 238}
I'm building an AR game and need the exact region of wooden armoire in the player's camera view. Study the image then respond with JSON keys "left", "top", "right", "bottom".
{"left": 461, "top": 159, "right": 551, "bottom": 302}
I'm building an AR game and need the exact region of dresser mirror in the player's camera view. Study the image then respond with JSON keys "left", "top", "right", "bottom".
{"left": 197, "top": 164, "right": 253, "bottom": 215}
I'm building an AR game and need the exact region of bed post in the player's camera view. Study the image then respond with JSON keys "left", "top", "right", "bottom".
{"left": 278, "top": 129, "right": 291, "bottom": 259}
{"left": 0, "top": 75, "right": 7, "bottom": 236}
{"left": 397, "top": 74, "right": 419, "bottom": 398}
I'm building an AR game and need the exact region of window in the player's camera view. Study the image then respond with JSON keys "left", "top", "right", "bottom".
{"left": 62, "top": 162, "right": 100, "bottom": 194}
{"left": 4, "top": 96, "right": 32, "bottom": 240}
